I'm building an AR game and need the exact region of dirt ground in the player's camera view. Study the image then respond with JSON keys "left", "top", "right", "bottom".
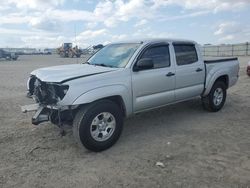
{"left": 0, "top": 55, "right": 249, "bottom": 188}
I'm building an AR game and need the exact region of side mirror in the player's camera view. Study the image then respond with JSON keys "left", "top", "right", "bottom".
{"left": 133, "top": 58, "right": 154, "bottom": 72}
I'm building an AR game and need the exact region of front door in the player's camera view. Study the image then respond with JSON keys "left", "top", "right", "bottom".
{"left": 132, "top": 44, "right": 175, "bottom": 112}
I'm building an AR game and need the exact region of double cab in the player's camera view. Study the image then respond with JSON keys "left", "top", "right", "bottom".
{"left": 22, "top": 39, "right": 239, "bottom": 151}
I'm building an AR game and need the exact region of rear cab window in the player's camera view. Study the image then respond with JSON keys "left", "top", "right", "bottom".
{"left": 173, "top": 43, "right": 198, "bottom": 66}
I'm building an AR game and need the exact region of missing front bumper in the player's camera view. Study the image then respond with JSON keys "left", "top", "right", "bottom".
{"left": 21, "top": 104, "right": 49, "bottom": 125}
{"left": 21, "top": 104, "right": 76, "bottom": 126}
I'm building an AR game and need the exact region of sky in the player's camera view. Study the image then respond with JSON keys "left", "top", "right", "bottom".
{"left": 0, "top": 0, "right": 250, "bottom": 48}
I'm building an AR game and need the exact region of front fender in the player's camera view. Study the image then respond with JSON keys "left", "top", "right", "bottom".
{"left": 72, "top": 85, "right": 132, "bottom": 116}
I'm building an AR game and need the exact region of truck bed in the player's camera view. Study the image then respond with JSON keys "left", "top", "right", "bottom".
{"left": 203, "top": 57, "right": 239, "bottom": 96}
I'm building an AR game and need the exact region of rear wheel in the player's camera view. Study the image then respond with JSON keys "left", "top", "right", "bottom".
{"left": 202, "top": 81, "right": 227, "bottom": 112}
{"left": 73, "top": 100, "right": 123, "bottom": 152}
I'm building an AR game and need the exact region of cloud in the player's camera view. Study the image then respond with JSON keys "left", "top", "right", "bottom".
{"left": 90, "top": 0, "right": 250, "bottom": 28}
{"left": 152, "top": 0, "right": 250, "bottom": 12}
{"left": 1, "top": 0, "right": 249, "bottom": 29}
{"left": 214, "top": 22, "right": 238, "bottom": 36}
{"left": 45, "top": 9, "right": 95, "bottom": 22}
{"left": 0, "top": 4, "right": 10, "bottom": 11}
{"left": 86, "top": 22, "right": 98, "bottom": 29}
{"left": 219, "top": 35, "right": 234, "bottom": 41}
{"left": 111, "top": 34, "right": 128, "bottom": 41}
{"left": 73, "top": 29, "right": 108, "bottom": 47}
{"left": 134, "top": 19, "right": 148, "bottom": 27}
{"left": 214, "top": 21, "right": 250, "bottom": 42}
{"left": 0, "top": 8, "right": 95, "bottom": 28}
{"left": 29, "top": 17, "right": 62, "bottom": 31}
{"left": 93, "top": 0, "right": 154, "bottom": 27}
{"left": 6, "top": 0, "right": 65, "bottom": 10}
{"left": 21, "top": 35, "right": 68, "bottom": 48}
{"left": 133, "top": 28, "right": 174, "bottom": 39}
{"left": 0, "top": 28, "right": 55, "bottom": 36}
{"left": 0, "top": 27, "right": 67, "bottom": 48}
{"left": 0, "top": 12, "right": 32, "bottom": 24}
{"left": 75, "top": 29, "right": 107, "bottom": 42}
{"left": 159, "top": 10, "right": 210, "bottom": 21}
{"left": 1, "top": 0, "right": 249, "bottom": 48}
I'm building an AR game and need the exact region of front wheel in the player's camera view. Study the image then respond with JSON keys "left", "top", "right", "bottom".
{"left": 69, "top": 51, "right": 74, "bottom": 58}
{"left": 73, "top": 100, "right": 124, "bottom": 152}
{"left": 60, "top": 52, "right": 65, "bottom": 58}
{"left": 202, "top": 81, "right": 227, "bottom": 112}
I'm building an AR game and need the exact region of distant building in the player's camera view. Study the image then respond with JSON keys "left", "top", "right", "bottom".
{"left": 1, "top": 48, "right": 37, "bottom": 54}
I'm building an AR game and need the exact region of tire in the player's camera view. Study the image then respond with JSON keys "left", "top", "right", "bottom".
{"left": 73, "top": 100, "right": 124, "bottom": 152}
{"left": 69, "top": 52, "right": 74, "bottom": 58}
{"left": 202, "top": 81, "right": 227, "bottom": 112}
{"left": 60, "top": 52, "right": 65, "bottom": 58}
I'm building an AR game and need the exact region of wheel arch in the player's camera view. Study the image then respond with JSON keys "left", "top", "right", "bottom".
{"left": 215, "top": 75, "right": 229, "bottom": 88}
{"left": 72, "top": 85, "right": 132, "bottom": 117}
{"left": 203, "top": 73, "right": 229, "bottom": 96}
{"left": 102, "top": 95, "right": 127, "bottom": 117}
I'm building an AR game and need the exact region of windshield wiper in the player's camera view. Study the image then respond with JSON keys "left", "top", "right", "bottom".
{"left": 94, "top": 63, "right": 116, "bottom": 68}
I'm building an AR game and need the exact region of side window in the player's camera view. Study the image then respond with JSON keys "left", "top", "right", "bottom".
{"left": 173, "top": 44, "right": 198, "bottom": 66}
{"left": 141, "top": 45, "right": 170, "bottom": 68}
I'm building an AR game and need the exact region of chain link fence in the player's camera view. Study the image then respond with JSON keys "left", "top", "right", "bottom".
{"left": 201, "top": 42, "right": 250, "bottom": 56}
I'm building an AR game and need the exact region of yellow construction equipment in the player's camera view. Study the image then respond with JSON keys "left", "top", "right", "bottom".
{"left": 57, "top": 43, "right": 82, "bottom": 58}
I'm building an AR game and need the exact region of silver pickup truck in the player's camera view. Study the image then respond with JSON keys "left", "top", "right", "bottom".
{"left": 22, "top": 39, "right": 239, "bottom": 151}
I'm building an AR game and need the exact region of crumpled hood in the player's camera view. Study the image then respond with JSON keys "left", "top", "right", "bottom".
{"left": 31, "top": 64, "right": 116, "bottom": 83}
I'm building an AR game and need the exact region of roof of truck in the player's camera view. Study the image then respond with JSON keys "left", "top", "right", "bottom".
{"left": 113, "top": 38, "right": 197, "bottom": 44}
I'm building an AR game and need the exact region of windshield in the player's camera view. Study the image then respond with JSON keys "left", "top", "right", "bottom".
{"left": 87, "top": 43, "right": 141, "bottom": 68}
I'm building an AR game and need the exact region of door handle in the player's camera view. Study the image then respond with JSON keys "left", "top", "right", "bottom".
{"left": 196, "top": 68, "right": 203, "bottom": 72}
{"left": 166, "top": 72, "right": 175, "bottom": 77}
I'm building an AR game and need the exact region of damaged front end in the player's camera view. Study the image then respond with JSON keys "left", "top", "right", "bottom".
{"left": 27, "top": 76, "right": 69, "bottom": 104}
{"left": 22, "top": 76, "right": 74, "bottom": 126}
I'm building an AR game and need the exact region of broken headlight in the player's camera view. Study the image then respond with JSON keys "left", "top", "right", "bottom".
{"left": 32, "top": 78, "right": 69, "bottom": 104}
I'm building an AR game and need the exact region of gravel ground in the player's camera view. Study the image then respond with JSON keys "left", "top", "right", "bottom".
{"left": 0, "top": 55, "right": 250, "bottom": 188}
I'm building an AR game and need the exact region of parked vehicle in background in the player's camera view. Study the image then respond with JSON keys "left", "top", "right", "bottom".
{"left": 93, "top": 44, "right": 104, "bottom": 51}
{"left": 0, "top": 49, "right": 18, "bottom": 60}
{"left": 43, "top": 48, "right": 52, "bottom": 55}
{"left": 247, "top": 61, "right": 250, "bottom": 76}
{"left": 22, "top": 39, "right": 239, "bottom": 152}
{"left": 81, "top": 44, "right": 104, "bottom": 56}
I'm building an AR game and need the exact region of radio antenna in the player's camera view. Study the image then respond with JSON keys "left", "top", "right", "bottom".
{"left": 74, "top": 24, "right": 79, "bottom": 64}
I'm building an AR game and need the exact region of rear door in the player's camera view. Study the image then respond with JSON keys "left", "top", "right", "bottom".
{"left": 173, "top": 43, "right": 205, "bottom": 101}
{"left": 132, "top": 43, "right": 175, "bottom": 112}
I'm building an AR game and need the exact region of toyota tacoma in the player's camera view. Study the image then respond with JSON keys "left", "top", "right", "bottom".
{"left": 22, "top": 39, "right": 239, "bottom": 152}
